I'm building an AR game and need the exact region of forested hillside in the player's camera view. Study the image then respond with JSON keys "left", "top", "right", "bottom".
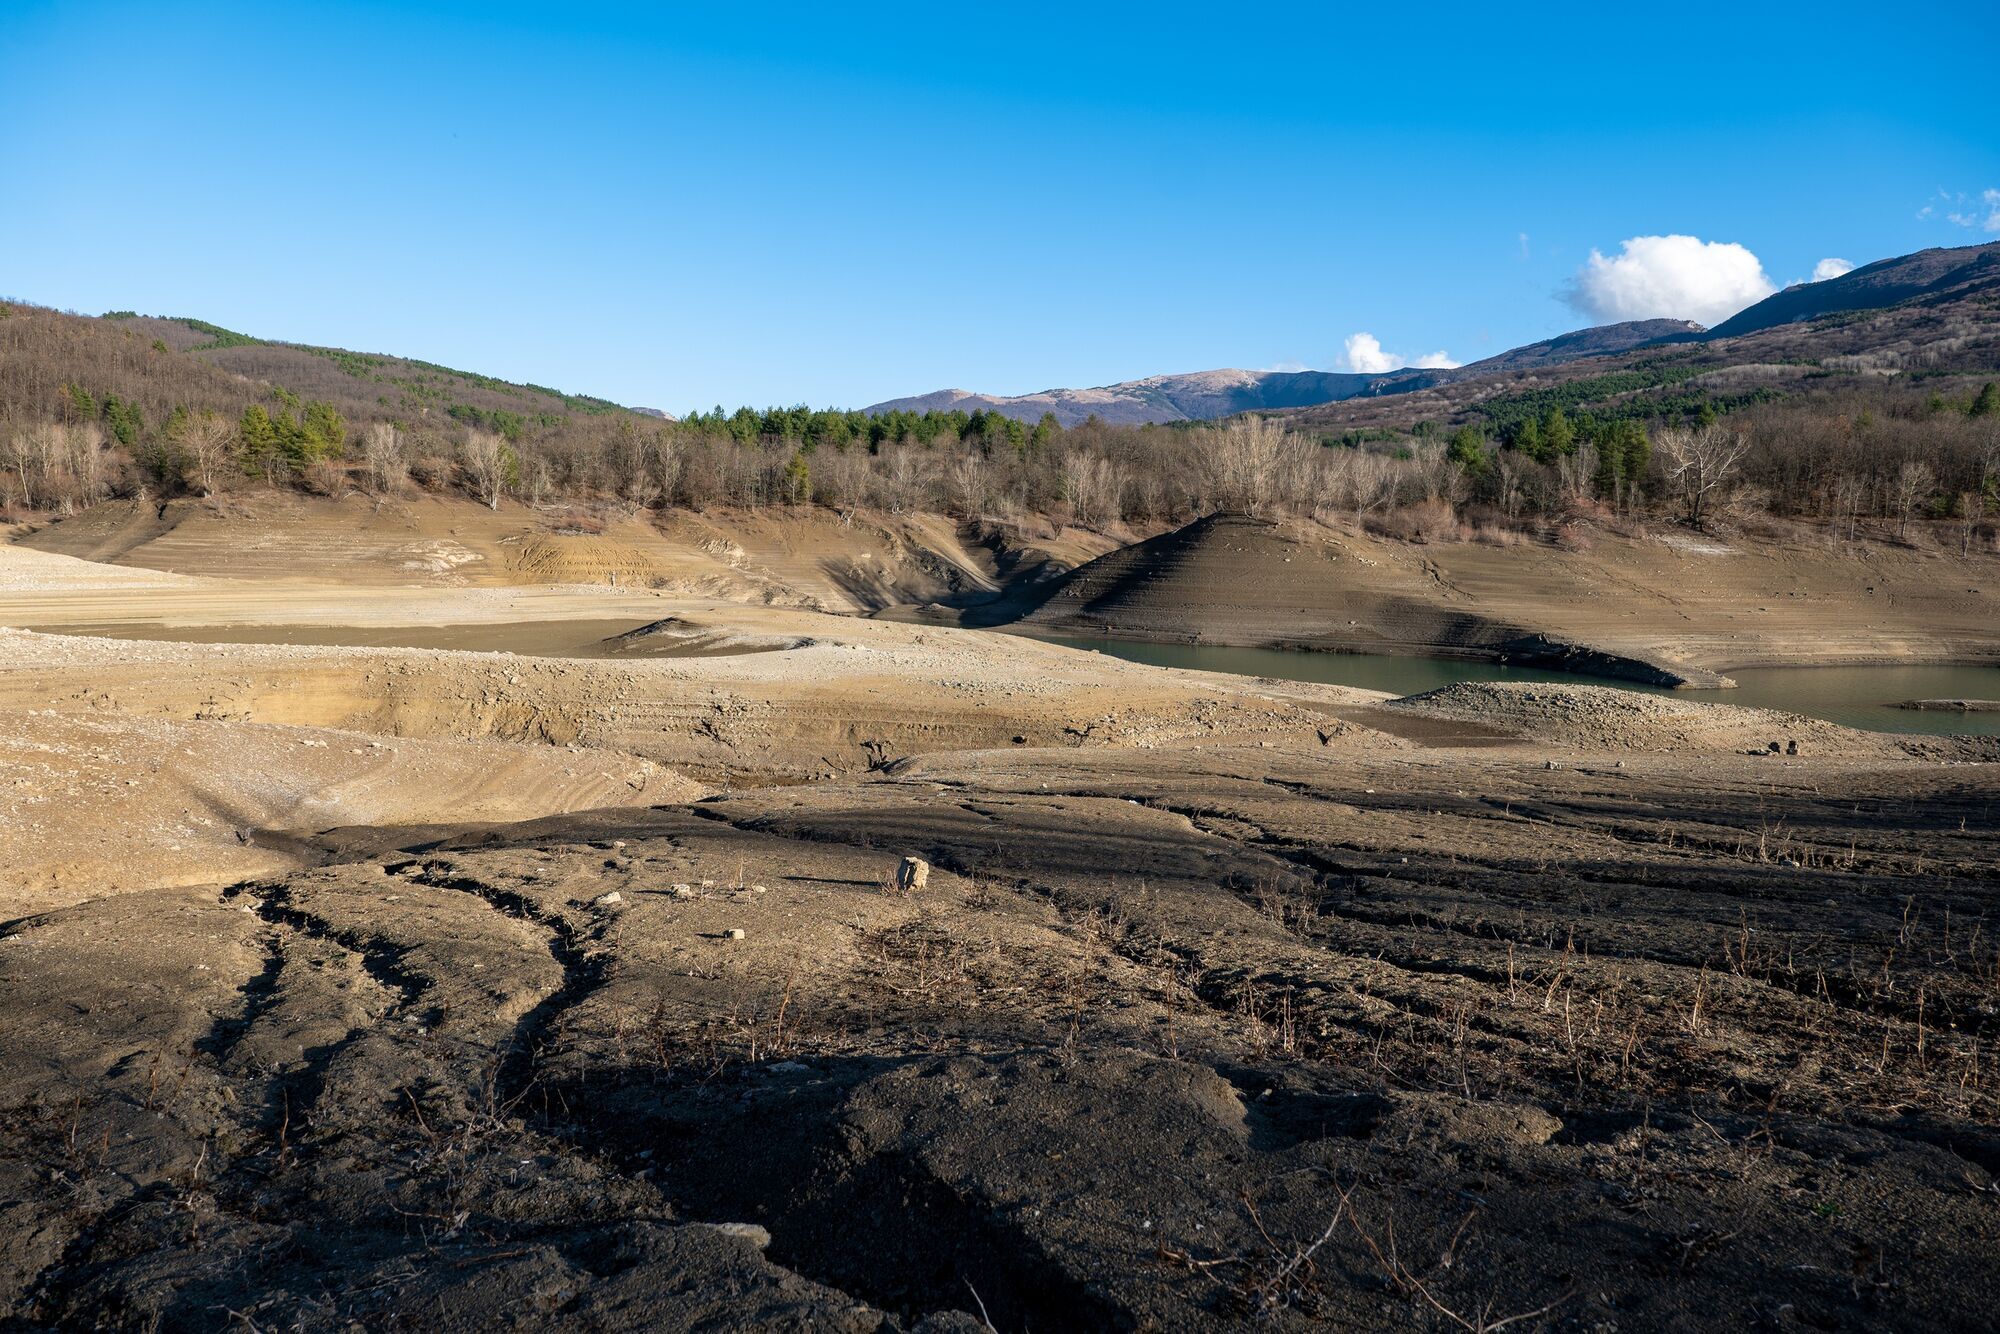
{"left": 3, "top": 263, "right": 1998, "bottom": 551}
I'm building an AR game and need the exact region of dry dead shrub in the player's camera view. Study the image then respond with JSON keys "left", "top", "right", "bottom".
{"left": 1729, "top": 512, "right": 1808, "bottom": 544}
{"left": 407, "top": 455, "right": 454, "bottom": 489}
{"left": 1471, "top": 523, "right": 1524, "bottom": 547}
{"left": 544, "top": 508, "right": 605, "bottom": 535}
{"left": 1365, "top": 498, "right": 1461, "bottom": 544}
{"left": 1552, "top": 521, "right": 1594, "bottom": 552}
{"left": 299, "top": 459, "right": 349, "bottom": 497}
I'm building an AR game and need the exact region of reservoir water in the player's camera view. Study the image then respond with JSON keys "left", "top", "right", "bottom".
{"left": 1040, "top": 637, "right": 2000, "bottom": 737}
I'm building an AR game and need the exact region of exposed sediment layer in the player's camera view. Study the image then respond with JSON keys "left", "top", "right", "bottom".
{"left": 1003, "top": 515, "right": 1734, "bottom": 686}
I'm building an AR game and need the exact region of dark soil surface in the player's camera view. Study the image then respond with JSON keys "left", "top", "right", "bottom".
{"left": 5, "top": 743, "right": 1997, "bottom": 1331}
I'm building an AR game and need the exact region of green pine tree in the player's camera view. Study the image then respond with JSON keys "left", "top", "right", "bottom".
{"left": 1446, "top": 425, "right": 1489, "bottom": 474}
{"left": 238, "top": 405, "right": 279, "bottom": 475}
{"left": 1542, "top": 406, "right": 1575, "bottom": 457}
{"left": 781, "top": 450, "right": 810, "bottom": 504}
{"left": 1511, "top": 417, "right": 1543, "bottom": 462}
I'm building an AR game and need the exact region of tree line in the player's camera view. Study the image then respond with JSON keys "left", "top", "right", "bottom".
{"left": 2, "top": 299, "right": 1996, "bottom": 549}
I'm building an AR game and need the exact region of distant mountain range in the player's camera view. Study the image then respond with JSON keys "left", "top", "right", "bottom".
{"left": 1277, "top": 239, "right": 2000, "bottom": 436}
{"left": 865, "top": 240, "right": 2000, "bottom": 427}
{"left": 862, "top": 320, "right": 1701, "bottom": 426}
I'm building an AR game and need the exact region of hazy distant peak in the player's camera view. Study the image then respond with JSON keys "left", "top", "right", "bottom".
{"left": 862, "top": 320, "right": 1696, "bottom": 426}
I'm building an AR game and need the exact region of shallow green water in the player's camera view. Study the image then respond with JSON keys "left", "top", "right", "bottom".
{"left": 1041, "top": 637, "right": 2000, "bottom": 737}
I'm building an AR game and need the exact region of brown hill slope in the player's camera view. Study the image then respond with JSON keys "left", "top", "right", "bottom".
{"left": 0, "top": 303, "right": 659, "bottom": 444}
{"left": 1283, "top": 261, "right": 2000, "bottom": 436}
{"left": 1007, "top": 512, "right": 2000, "bottom": 683}
{"left": 1704, "top": 240, "right": 2000, "bottom": 339}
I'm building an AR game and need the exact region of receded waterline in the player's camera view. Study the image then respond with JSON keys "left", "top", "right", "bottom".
{"left": 1037, "top": 635, "right": 2000, "bottom": 737}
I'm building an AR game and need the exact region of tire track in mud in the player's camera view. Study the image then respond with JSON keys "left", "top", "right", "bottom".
{"left": 212, "top": 882, "right": 433, "bottom": 1158}
{"left": 390, "top": 857, "right": 612, "bottom": 1111}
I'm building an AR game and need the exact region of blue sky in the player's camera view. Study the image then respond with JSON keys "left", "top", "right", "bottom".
{"left": 4, "top": 1, "right": 1996, "bottom": 412}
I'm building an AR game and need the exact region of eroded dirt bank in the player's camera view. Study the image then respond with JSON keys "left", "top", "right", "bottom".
{"left": 993, "top": 513, "right": 2000, "bottom": 685}
{"left": 14, "top": 494, "right": 2000, "bottom": 683}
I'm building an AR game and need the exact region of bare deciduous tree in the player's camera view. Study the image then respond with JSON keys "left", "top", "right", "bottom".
{"left": 169, "top": 410, "right": 237, "bottom": 497}
{"left": 1892, "top": 460, "right": 1936, "bottom": 542}
{"left": 361, "top": 422, "right": 406, "bottom": 496}
{"left": 1199, "top": 419, "right": 1292, "bottom": 515}
{"left": 1061, "top": 451, "right": 1122, "bottom": 526}
{"left": 1654, "top": 424, "right": 1750, "bottom": 529}
{"left": 460, "top": 430, "right": 513, "bottom": 510}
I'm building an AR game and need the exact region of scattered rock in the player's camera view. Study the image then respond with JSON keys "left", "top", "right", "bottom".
{"left": 707, "top": 1221, "right": 771, "bottom": 1249}
{"left": 896, "top": 856, "right": 931, "bottom": 892}
{"left": 594, "top": 892, "right": 625, "bottom": 907}
{"left": 724, "top": 928, "right": 746, "bottom": 940}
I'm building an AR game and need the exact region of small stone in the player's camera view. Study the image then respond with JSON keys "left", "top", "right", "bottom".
{"left": 710, "top": 1221, "right": 770, "bottom": 1248}
{"left": 896, "top": 856, "right": 931, "bottom": 892}
{"left": 751, "top": 884, "right": 767, "bottom": 894}
{"left": 724, "top": 928, "right": 746, "bottom": 940}
{"left": 594, "top": 892, "right": 625, "bottom": 907}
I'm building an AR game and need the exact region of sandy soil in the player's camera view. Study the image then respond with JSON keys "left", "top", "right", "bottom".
{"left": 2, "top": 518, "right": 1998, "bottom": 1330}
{"left": 0, "top": 708, "right": 697, "bottom": 914}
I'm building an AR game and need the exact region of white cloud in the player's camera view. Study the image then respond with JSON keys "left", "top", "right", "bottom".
{"left": 1565, "top": 234, "right": 1777, "bottom": 327}
{"left": 1341, "top": 333, "right": 1397, "bottom": 373}
{"left": 1339, "top": 332, "right": 1459, "bottom": 374}
{"left": 1811, "top": 257, "right": 1855, "bottom": 282}
{"left": 1945, "top": 188, "right": 2000, "bottom": 232}
{"left": 1926, "top": 188, "right": 2000, "bottom": 232}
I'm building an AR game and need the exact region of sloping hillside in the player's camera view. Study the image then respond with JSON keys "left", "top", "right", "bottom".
{"left": 1704, "top": 241, "right": 2000, "bottom": 338}
{"left": 0, "top": 303, "right": 662, "bottom": 443}
{"left": 1284, "top": 241, "right": 2000, "bottom": 436}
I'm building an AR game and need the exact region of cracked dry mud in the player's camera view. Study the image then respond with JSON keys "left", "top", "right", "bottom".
{"left": 5, "top": 734, "right": 1998, "bottom": 1331}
